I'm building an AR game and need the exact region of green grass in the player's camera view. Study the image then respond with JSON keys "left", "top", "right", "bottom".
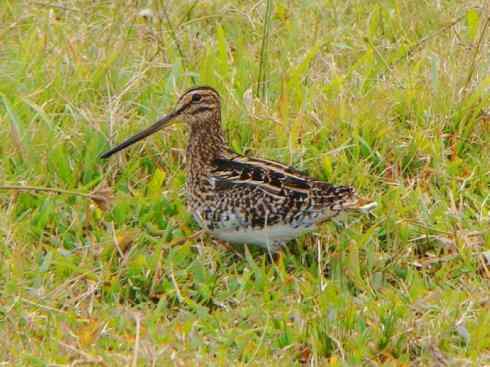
{"left": 1, "top": 0, "right": 489, "bottom": 365}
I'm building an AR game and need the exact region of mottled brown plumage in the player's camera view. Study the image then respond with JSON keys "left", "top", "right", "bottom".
{"left": 101, "top": 86, "right": 361, "bottom": 251}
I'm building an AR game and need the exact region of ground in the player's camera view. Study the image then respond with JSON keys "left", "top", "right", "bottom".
{"left": 0, "top": 0, "right": 489, "bottom": 366}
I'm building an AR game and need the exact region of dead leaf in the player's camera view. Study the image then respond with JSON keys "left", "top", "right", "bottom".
{"left": 297, "top": 344, "right": 311, "bottom": 365}
{"left": 115, "top": 229, "right": 138, "bottom": 254}
{"left": 78, "top": 319, "right": 101, "bottom": 347}
{"left": 90, "top": 183, "right": 114, "bottom": 211}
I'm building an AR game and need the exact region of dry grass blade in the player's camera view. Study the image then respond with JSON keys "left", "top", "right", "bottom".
{"left": 461, "top": 9, "right": 490, "bottom": 97}
{"left": 31, "top": 1, "right": 79, "bottom": 12}
{"left": 0, "top": 184, "right": 113, "bottom": 211}
{"left": 1, "top": 94, "right": 25, "bottom": 161}
{"left": 158, "top": 1, "right": 196, "bottom": 84}
{"left": 256, "top": 0, "right": 273, "bottom": 100}
{"left": 58, "top": 341, "right": 107, "bottom": 366}
{"left": 131, "top": 313, "right": 142, "bottom": 367}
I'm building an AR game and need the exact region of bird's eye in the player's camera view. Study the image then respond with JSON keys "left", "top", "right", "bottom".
{"left": 192, "top": 94, "right": 202, "bottom": 102}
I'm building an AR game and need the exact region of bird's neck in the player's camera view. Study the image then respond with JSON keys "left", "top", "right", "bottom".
{"left": 186, "top": 112, "right": 226, "bottom": 176}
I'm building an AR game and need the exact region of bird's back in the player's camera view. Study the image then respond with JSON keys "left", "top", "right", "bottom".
{"left": 186, "top": 149, "right": 358, "bottom": 249}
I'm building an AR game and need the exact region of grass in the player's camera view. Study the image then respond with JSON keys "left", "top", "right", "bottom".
{"left": 1, "top": 0, "right": 489, "bottom": 365}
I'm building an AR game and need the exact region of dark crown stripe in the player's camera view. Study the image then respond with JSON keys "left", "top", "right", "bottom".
{"left": 182, "top": 85, "right": 220, "bottom": 97}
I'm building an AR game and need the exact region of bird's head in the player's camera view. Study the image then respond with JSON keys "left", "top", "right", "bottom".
{"left": 100, "top": 86, "right": 221, "bottom": 159}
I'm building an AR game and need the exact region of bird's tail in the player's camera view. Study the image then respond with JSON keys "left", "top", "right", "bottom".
{"left": 332, "top": 187, "right": 377, "bottom": 212}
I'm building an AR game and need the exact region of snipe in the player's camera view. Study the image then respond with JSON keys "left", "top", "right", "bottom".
{"left": 101, "top": 86, "right": 366, "bottom": 252}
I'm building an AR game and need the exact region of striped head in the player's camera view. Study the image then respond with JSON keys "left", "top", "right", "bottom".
{"left": 176, "top": 86, "right": 221, "bottom": 126}
{"left": 100, "top": 86, "right": 222, "bottom": 159}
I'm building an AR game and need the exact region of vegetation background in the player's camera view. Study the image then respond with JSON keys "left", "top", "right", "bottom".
{"left": 1, "top": 0, "right": 489, "bottom": 365}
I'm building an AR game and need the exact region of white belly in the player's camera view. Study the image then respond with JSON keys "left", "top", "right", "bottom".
{"left": 191, "top": 208, "right": 333, "bottom": 251}
{"left": 211, "top": 224, "right": 313, "bottom": 250}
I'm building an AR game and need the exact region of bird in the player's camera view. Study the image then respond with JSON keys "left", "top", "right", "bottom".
{"left": 101, "top": 86, "right": 368, "bottom": 253}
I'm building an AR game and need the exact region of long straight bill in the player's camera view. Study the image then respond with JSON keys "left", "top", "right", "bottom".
{"left": 100, "top": 110, "right": 180, "bottom": 159}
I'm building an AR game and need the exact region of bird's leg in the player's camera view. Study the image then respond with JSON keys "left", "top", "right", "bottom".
{"left": 267, "top": 241, "right": 286, "bottom": 263}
